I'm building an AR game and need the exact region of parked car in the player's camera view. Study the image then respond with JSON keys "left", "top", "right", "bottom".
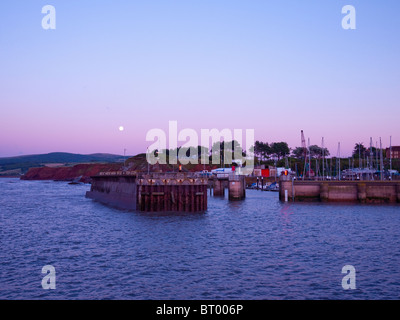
{"left": 198, "top": 170, "right": 213, "bottom": 177}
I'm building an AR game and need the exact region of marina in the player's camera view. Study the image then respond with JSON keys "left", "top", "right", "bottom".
{"left": 85, "top": 164, "right": 400, "bottom": 212}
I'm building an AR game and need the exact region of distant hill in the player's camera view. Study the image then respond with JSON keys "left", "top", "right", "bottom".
{"left": 20, "top": 153, "right": 219, "bottom": 182}
{"left": 0, "top": 152, "right": 126, "bottom": 175}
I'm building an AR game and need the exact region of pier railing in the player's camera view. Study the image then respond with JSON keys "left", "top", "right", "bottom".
{"left": 98, "top": 171, "right": 137, "bottom": 176}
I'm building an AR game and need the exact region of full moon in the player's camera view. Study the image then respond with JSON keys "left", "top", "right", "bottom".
{"left": 119, "top": 126, "right": 124, "bottom": 131}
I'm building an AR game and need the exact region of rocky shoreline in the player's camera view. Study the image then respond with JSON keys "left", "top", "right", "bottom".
{"left": 21, "top": 163, "right": 122, "bottom": 183}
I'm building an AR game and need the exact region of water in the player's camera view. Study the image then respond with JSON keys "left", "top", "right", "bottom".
{"left": 1, "top": 178, "right": 400, "bottom": 300}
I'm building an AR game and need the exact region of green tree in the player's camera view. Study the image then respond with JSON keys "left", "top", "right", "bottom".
{"left": 292, "top": 146, "right": 306, "bottom": 159}
{"left": 309, "top": 145, "right": 330, "bottom": 158}
{"left": 261, "top": 142, "right": 271, "bottom": 161}
{"left": 270, "top": 142, "right": 290, "bottom": 161}
{"left": 353, "top": 143, "right": 367, "bottom": 158}
{"left": 254, "top": 141, "right": 271, "bottom": 162}
{"left": 210, "top": 140, "right": 243, "bottom": 166}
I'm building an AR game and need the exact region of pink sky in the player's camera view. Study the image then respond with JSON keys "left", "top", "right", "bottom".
{"left": 1, "top": 1, "right": 399, "bottom": 158}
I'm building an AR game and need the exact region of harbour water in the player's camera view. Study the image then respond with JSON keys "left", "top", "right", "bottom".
{"left": 1, "top": 178, "right": 400, "bottom": 300}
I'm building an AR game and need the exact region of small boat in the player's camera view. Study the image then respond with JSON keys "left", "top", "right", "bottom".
{"left": 267, "top": 182, "right": 279, "bottom": 191}
{"left": 68, "top": 176, "right": 83, "bottom": 185}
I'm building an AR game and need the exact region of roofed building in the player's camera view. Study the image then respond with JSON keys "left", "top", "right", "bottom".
{"left": 386, "top": 146, "right": 400, "bottom": 159}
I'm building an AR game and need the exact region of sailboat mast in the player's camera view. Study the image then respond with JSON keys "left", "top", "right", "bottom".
{"left": 322, "top": 137, "right": 325, "bottom": 180}
{"left": 301, "top": 130, "right": 307, "bottom": 180}
{"left": 338, "top": 142, "right": 341, "bottom": 180}
{"left": 376, "top": 141, "right": 378, "bottom": 173}
{"left": 390, "top": 136, "right": 392, "bottom": 180}
{"left": 380, "top": 137, "right": 383, "bottom": 181}
{"left": 369, "top": 137, "right": 373, "bottom": 170}
{"left": 308, "top": 138, "right": 311, "bottom": 179}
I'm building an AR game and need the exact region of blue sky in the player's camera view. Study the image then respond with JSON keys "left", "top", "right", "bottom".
{"left": 0, "top": 1, "right": 399, "bottom": 157}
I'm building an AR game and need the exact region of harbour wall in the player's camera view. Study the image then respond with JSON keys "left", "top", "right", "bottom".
{"left": 279, "top": 177, "right": 400, "bottom": 203}
{"left": 86, "top": 172, "right": 208, "bottom": 212}
{"left": 85, "top": 175, "right": 138, "bottom": 210}
{"left": 137, "top": 174, "right": 207, "bottom": 212}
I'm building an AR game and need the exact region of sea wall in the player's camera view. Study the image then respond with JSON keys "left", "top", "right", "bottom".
{"left": 86, "top": 175, "right": 137, "bottom": 210}
{"left": 137, "top": 174, "right": 208, "bottom": 212}
{"left": 279, "top": 177, "right": 400, "bottom": 203}
{"left": 86, "top": 172, "right": 209, "bottom": 212}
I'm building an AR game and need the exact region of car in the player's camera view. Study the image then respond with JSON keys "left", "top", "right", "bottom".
{"left": 198, "top": 170, "right": 213, "bottom": 177}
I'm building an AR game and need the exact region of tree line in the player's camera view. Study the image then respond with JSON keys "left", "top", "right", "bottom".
{"left": 148, "top": 140, "right": 398, "bottom": 171}
{"left": 254, "top": 141, "right": 329, "bottom": 162}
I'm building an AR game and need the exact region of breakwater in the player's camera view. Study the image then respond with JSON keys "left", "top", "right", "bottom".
{"left": 86, "top": 172, "right": 208, "bottom": 212}
{"left": 279, "top": 176, "right": 400, "bottom": 203}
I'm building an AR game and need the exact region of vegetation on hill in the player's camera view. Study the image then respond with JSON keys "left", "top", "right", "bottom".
{"left": 0, "top": 152, "right": 125, "bottom": 175}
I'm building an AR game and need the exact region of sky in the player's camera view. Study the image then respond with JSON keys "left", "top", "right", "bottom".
{"left": 0, "top": 0, "right": 399, "bottom": 157}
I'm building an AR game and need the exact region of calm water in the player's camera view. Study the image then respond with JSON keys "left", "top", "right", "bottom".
{"left": 1, "top": 178, "right": 400, "bottom": 300}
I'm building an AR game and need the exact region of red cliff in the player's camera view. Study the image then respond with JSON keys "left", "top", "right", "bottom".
{"left": 21, "top": 163, "right": 122, "bottom": 183}
{"left": 20, "top": 155, "right": 219, "bottom": 183}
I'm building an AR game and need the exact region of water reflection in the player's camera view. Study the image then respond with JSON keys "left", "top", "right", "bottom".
{"left": 1, "top": 180, "right": 400, "bottom": 299}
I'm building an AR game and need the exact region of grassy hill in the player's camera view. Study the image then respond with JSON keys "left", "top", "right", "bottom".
{"left": 0, "top": 152, "right": 126, "bottom": 175}
{"left": 1, "top": 151, "right": 221, "bottom": 179}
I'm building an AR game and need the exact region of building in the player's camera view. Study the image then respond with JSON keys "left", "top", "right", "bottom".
{"left": 386, "top": 146, "right": 400, "bottom": 159}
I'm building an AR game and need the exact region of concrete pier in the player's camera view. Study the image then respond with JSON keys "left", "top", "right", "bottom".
{"left": 213, "top": 179, "right": 225, "bottom": 196}
{"left": 397, "top": 184, "right": 400, "bottom": 202}
{"left": 86, "top": 174, "right": 137, "bottom": 210}
{"left": 228, "top": 175, "right": 246, "bottom": 200}
{"left": 86, "top": 172, "right": 208, "bottom": 212}
{"left": 279, "top": 176, "right": 400, "bottom": 203}
{"left": 209, "top": 174, "right": 246, "bottom": 200}
{"left": 137, "top": 173, "right": 207, "bottom": 212}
